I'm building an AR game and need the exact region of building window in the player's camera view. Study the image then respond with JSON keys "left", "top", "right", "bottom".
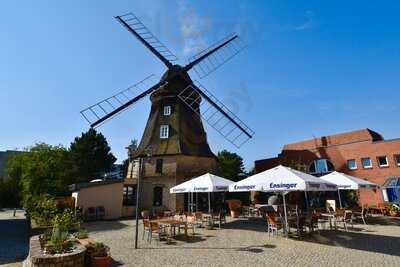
{"left": 155, "top": 159, "right": 163, "bottom": 174}
{"left": 153, "top": 186, "right": 163, "bottom": 207}
{"left": 377, "top": 156, "right": 389, "bottom": 167}
{"left": 361, "top": 158, "right": 372, "bottom": 169}
{"left": 123, "top": 185, "right": 136, "bottom": 206}
{"left": 394, "top": 154, "right": 400, "bottom": 166}
{"left": 160, "top": 125, "right": 169, "bottom": 139}
{"left": 163, "top": 106, "right": 171, "bottom": 116}
{"left": 347, "top": 159, "right": 357, "bottom": 170}
{"left": 309, "top": 159, "right": 335, "bottom": 174}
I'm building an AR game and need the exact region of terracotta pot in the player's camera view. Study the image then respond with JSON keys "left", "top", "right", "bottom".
{"left": 91, "top": 255, "right": 112, "bottom": 267}
{"left": 230, "top": 210, "right": 240, "bottom": 218}
{"left": 390, "top": 211, "right": 400, "bottom": 217}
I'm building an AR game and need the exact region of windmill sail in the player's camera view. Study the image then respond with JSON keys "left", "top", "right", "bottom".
{"left": 115, "top": 13, "right": 177, "bottom": 68}
{"left": 185, "top": 33, "right": 245, "bottom": 79}
{"left": 178, "top": 81, "right": 254, "bottom": 148}
{"left": 80, "top": 75, "right": 162, "bottom": 128}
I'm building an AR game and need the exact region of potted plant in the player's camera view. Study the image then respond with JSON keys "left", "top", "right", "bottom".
{"left": 85, "top": 242, "right": 111, "bottom": 267}
{"left": 388, "top": 204, "right": 400, "bottom": 217}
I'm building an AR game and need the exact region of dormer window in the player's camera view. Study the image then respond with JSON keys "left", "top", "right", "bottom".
{"left": 163, "top": 106, "right": 171, "bottom": 116}
{"left": 160, "top": 125, "right": 169, "bottom": 139}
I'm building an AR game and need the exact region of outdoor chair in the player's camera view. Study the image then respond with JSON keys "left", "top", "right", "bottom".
{"left": 266, "top": 212, "right": 284, "bottom": 237}
{"left": 143, "top": 220, "right": 165, "bottom": 243}
{"left": 338, "top": 210, "right": 353, "bottom": 231}
{"left": 304, "top": 212, "right": 320, "bottom": 234}
{"left": 212, "top": 211, "right": 227, "bottom": 228}
{"left": 96, "top": 206, "right": 105, "bottom": 220}
{"left": 194, "top": 212, "right": 205, "bottom": 227}
{"left": 352, "top": 205, "right": 368, "bottom": 225}
{"left": 186, "top": 214, "right": 196, "bottom": 235}
{"left": 84, "top": 207, "right": 96, "bottom": 221}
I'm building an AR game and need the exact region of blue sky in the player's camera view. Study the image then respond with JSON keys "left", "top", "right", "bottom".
{"left": 1, "top": 1, "right": 400, "bottom": 169}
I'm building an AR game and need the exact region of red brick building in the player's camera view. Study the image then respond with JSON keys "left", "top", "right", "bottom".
{"left": 255, "top": 129, "right": 400, "bottom": 205}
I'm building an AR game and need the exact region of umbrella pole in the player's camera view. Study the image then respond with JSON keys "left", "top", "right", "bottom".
{"left": 338, "top": 189, "right": 343, "bottom": 209}
{"left": 304, "top": 191, "right": 309, "bottom": 210}
{"left": 208, "top": 192, "right": 211, "bottom": 213}
{"left": 282, "top": 192, "right": 289, "bottom": 237}
{"left": 192, "top": 192, "right": 194, "bottom": 212}
{"left": 196, "top": 192, "right": 198, "bottom": 212}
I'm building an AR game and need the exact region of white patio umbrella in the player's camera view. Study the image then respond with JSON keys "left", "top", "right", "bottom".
{"left": 320, "top": 171, "right": 379, "bottom": 208}
{"left": 170, "top": 173, "right": 234, "bottom": 212}
{"left": 229, "top": 165, "right": 337, "bottom": 236}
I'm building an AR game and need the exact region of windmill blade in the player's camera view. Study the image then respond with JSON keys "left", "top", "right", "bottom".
{"left": 178, "top": 81, "right": 254, "bottom": 148}
{"left": 80, "top": 75, "right": 164, "bottom": 128}
{"left": 115, "top": 13, "right": 177, "bottom": 68}
{"left": 184, "top": 33, "right": 245, "bottom": 79}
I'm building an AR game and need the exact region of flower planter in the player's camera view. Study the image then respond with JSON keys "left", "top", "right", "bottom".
{"left": 91, "top": 255, "right": 112, "bottom": 267}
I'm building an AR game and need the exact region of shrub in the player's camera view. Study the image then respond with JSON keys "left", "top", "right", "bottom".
{"left": 27, "top": 194, "right": 58, "bottom": 226}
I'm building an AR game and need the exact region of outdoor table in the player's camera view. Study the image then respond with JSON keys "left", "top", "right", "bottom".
{"left": 150, "top": 219, "right": 188, "bottom": 239}
{"left": 320, "top": 213, "right": 338, "bottom": 230}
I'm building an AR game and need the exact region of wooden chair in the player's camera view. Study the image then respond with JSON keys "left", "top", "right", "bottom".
{"left": 212, "top": 211, "right": 227, "bottom": 228}
{"left": 266, "top": 212, "right": 284, "bottom": 237}
{"left": 338, "top": 211, "right": 353, "bottom": 231}
{"left": 194, "top": 212, "right": 205, "bottom": 227}
{"left": 352, "top": 205, "right": 368, "bottom": 224}
{"left": 143, "top": 220, "right": 164, "bottom": 243}
{"left": 186, "top": 215, "right": 196, "bottom": 235}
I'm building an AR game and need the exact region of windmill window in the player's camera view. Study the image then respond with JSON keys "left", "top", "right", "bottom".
{"left": 377, "top": 156, "right": 389, "bottom": 167}
{"left": 160, "top": 125, "right": 169, "bottom": 139}
{"left": 153, "top": 186, "right": 163, "bottom": 207}
{"left": 163, "top": 106, "right": 171, "bottom": 116}
{"left": 155, "top": 159, "right": 163, "bottom": 174}
{"left": 361, "top": 158, "right": 372, "bottom": 169}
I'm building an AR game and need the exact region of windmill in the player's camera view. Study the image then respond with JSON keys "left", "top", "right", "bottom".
{"left": 80, "top": 12, "right": 254, "bottom": 211}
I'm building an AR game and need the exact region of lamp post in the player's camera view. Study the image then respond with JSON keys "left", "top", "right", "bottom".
{"left": 134, "top": 147, "right": 153, "bottom": 249}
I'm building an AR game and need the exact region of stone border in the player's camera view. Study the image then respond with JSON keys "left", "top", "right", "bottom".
{"left": 25, "top": 235, "right": 86, "bottom": 267}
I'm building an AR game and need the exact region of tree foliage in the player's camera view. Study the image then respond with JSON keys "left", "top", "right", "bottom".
{"left": 217, "top": 149, "right": 245, "bottom": 182}
{"left": 69, "top": 128, "right": 116, "bottom": 183}
{"left": 6, "top": 143, "right": 74, "bottom": 201}
{"left": 5, "top": 129, "right": 116, "bottom": 209}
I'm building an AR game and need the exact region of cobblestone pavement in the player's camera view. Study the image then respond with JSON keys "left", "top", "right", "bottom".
{"left": 0, "top": 210, "right": 28, "bottom": 267}
{"left": 85, "top": 216, "right": 400, "bottom": 267}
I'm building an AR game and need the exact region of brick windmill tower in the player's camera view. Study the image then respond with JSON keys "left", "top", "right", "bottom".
{"left": 80, "top": 13, "right": 254, "bottom": 212}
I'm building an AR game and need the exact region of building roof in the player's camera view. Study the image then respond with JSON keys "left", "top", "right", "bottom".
{"left": 69, "top": 179, "right": 123, "bottom": 192}
{"left": 282, "top": 128, "right": 383, "bottom": 151}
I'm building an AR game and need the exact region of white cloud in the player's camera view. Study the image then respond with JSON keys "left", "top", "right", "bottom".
{"left": 176, "top": 0, "right": 210, "bottom": 56}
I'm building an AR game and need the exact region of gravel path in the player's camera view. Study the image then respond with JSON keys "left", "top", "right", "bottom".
{"left": 0, "top": 209, "right": 28, "bottom": 267}
{"left": 85, "top": 216, "right": 400, "bottom": 267}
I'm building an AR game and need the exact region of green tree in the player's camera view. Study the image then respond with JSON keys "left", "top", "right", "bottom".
{"left": 69, "top": 128, "right": 116, "bottom": 183}
{"left": 6, "top": 143, "right": 74, "bottom": 205}
{"left": 217, "top": 149, "right": 245, "bottom": 182}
